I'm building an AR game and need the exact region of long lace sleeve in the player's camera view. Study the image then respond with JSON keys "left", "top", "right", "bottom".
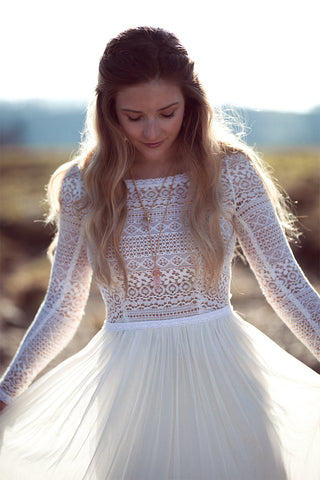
{"left": 225, "top": 154, "right": 320, "bottom": 360}
{"left": 0, "top": 165, "right": 92, "bottom": 404}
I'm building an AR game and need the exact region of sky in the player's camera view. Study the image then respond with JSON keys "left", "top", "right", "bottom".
{"left": 1, "top": 0, "right": 319, "bottom": 112}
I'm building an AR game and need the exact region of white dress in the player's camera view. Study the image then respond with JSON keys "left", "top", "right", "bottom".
{"left": 0, "top": 153, "right": 319, "bottom": 480}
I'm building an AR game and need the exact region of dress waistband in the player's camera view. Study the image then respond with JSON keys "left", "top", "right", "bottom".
{"left": 104, "top": 305, "right": 233, "bottom": 331}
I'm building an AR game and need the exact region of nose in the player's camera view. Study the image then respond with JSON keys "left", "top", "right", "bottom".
{"left": 143, "top": 118, "right": 161, "bottom": 140}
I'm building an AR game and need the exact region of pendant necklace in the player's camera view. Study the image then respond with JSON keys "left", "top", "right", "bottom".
{"left": 130, "top": 167, "right": 171, "bottom": 226}
{"left": 131, "top": 170, "right": 176, "bottom": 291}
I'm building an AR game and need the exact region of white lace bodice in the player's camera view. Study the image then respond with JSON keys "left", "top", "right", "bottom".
{"left": 100, "top": 171, "right": 235, "bottom": 322}
{"left": 0, "top": 153, "right": 319, "bottom": 403}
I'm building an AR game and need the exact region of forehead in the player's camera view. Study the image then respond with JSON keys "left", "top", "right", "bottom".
{"left": 115, "top": 79, "right": 184, "bottom": 110}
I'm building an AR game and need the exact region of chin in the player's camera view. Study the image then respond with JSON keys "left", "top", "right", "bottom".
{"left": 138, "top": 149, "right": 166, "bottom": 162}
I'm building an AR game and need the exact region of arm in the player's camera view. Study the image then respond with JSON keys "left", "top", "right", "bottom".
{"left": 225, "top": 154, "right": 320, "bottom": 360}
{"left": 0, "top": 165, "right": 93, "bottom": 404}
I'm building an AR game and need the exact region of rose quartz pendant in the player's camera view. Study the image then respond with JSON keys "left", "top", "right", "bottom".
{"left": 153, "top": 267, "right": 161, "bottom": 290}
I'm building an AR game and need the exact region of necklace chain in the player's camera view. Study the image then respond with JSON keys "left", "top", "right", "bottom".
{"left": 130, "top": 167, "right": 171, "bottom": 224}
{"left": 131, "top": 170, "right": 176, "bottom": 291}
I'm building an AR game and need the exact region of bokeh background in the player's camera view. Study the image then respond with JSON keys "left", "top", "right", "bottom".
{"left": 1, "top": 0, "right": 319, "bottom": 378}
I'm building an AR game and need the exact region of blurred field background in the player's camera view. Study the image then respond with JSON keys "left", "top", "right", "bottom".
{"left": 0, "top": 146, "right": 319, "bottom": 379}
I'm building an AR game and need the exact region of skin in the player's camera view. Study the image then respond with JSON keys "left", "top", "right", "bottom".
{"left": 115, "top": 79, "right": 185, "bottom": 179}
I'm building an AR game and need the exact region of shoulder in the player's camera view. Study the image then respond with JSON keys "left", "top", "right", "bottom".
{"left": 47, "top": 161, "right": 87, "bottom": 220}
{"left": 47, "top": 159, "right": 87, "bottom": 224}
{"left": 220, "top": 151, "right": 269, "bottom": 209}
{"left": 220, "top": 151, "right": 265, "bottom": 189}
{"left": 59, "top": 161, "right": 86, "bottom": 207}
{"left": 221, "top": 151, "right": 256, "bottom": 178}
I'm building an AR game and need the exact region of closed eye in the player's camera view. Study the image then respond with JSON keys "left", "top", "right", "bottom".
{"left": 127, "top": 116, "right": 142, "bottom": 122}
{"left": 127, "top": 111, "right": 175, "bottom": 122}
{"left": 161, "top": 112, "right": 175, "bottom": 119}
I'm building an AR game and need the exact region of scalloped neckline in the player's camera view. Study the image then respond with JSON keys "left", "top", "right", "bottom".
{"left": 125, "top": 172, "right": 188, "bottom": 185}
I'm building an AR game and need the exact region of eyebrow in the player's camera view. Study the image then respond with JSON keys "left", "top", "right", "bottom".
{"left": 120, "top": 102, "right": 180, "bottom": 113}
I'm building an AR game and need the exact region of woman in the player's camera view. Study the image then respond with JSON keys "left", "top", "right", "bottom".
{"left": 0, "top": 27, "right": 319, "bottom": 479}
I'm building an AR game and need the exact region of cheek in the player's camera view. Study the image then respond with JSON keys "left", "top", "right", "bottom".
{"left": 119, "top": 122, "right": 138, "bottom": 141}
{"left": 116, "top": 111, "right": 136, "bottom": 139}
{"left": 173, "top": 114, "right": 184, "bottom": 135}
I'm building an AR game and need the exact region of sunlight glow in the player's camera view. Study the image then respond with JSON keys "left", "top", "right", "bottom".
{"left": 1, "top": 0, "right": 319, "bottom": 112}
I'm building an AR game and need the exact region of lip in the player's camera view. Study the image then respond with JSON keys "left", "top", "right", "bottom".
{"left": 143, "top": 141, "right": 163, "bottom": 148}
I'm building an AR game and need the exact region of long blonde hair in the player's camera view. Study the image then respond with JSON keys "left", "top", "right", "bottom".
{"left": 47, "top": 27, "right": 298, "bottom": 289}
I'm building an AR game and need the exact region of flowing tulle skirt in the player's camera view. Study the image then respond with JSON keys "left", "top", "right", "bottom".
{"left": 0, "top": 306, "right": 319, "bottom": 480}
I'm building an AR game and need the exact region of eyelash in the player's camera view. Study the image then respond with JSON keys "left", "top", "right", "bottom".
{"left": 162, "top": 112, "right": 175, "bottom": 119}
{"left": 127, "top": 112, "right": 175, "bottom": 122}
{"left": 127, "top": 117, "right": 141, "bottom": 122}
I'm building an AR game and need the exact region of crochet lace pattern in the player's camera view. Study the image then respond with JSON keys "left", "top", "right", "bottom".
{"left": 0, "top": 153, "right": 319, "bottom": 403}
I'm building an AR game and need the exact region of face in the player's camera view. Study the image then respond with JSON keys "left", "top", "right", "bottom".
{"left": 115, "top": 79, "right": 185, "bottom": 166}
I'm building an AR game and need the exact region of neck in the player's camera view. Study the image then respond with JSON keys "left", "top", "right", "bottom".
{"left": 132, "top": 164, "right": 173, "bottom": 180}
{"left": 130, "top": 155, "right": 186, "bottom": 180}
